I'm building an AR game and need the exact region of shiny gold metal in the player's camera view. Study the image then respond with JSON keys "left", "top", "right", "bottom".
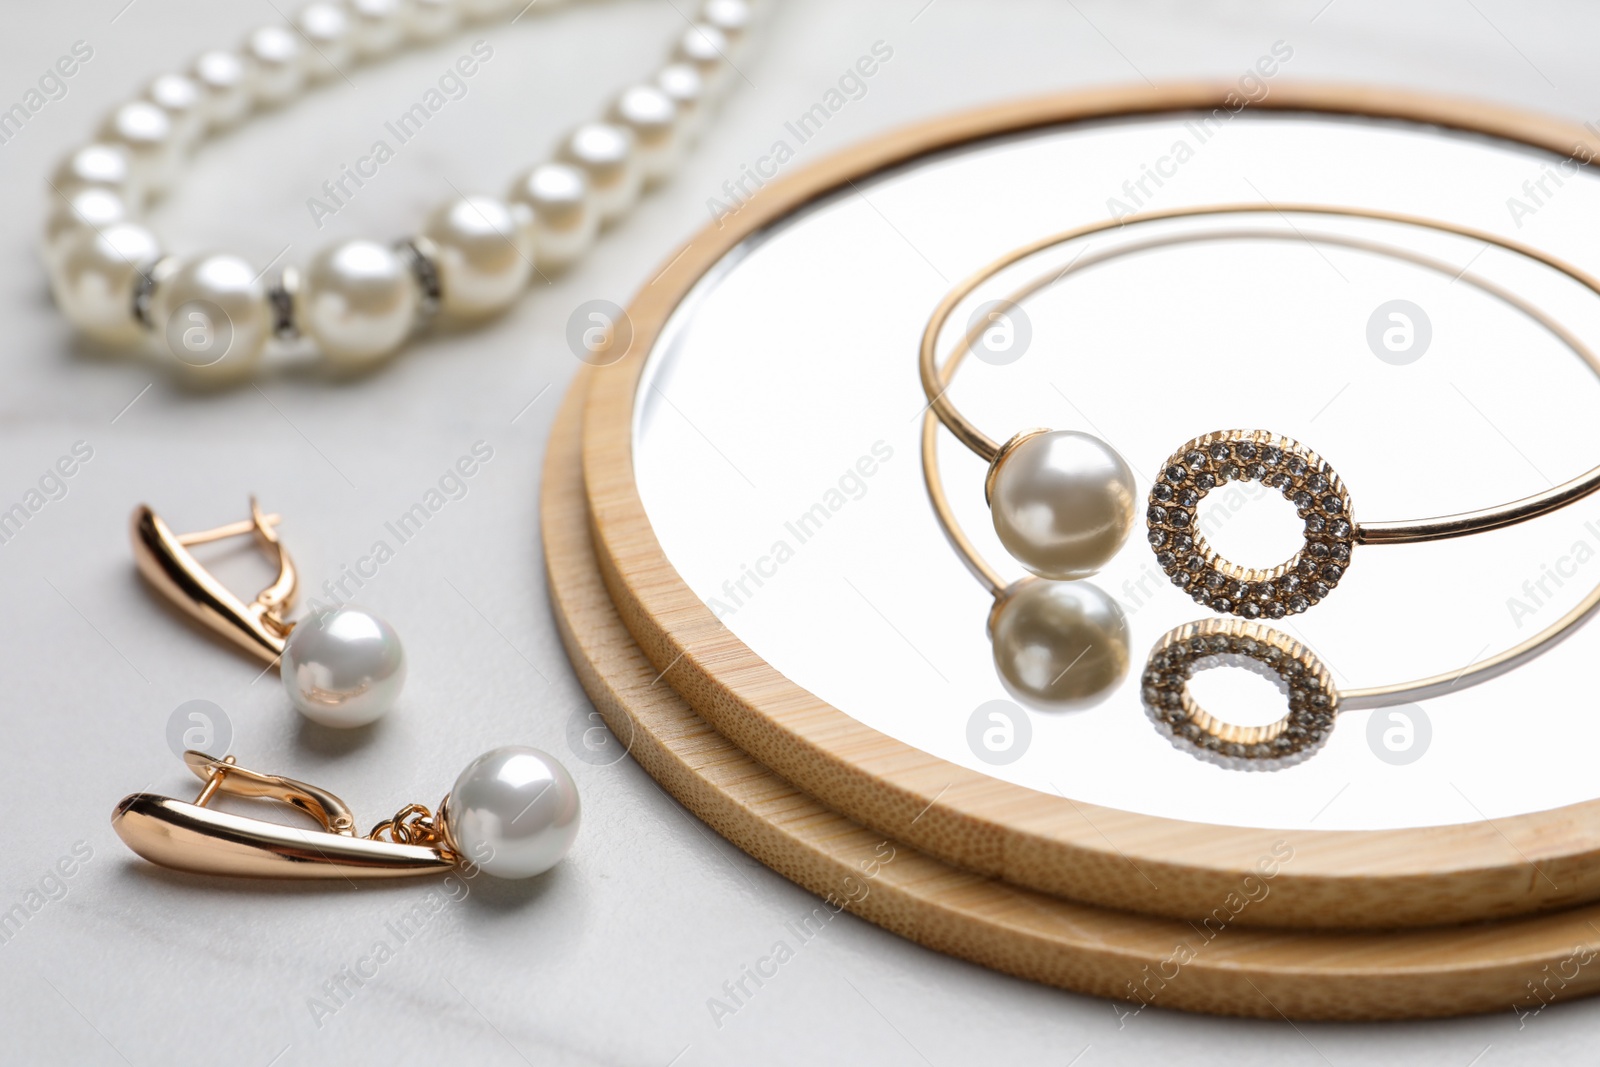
{"left": 921, "top": 223, "right": 1600, "bottom": 722}
{"left": 130, "top": 498, "right": 297, "bottom": 663}
{"left": 112, "top": 751, "right": 457, "bottom": 878}
{"left": 919, "top": 202, "right": 1600, "bottom": 546}
{"left": 981, "top": 427, "right": 1051, "bottom": 509}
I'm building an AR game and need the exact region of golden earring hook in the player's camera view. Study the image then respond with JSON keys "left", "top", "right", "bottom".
{"left": 112, "top": 752, "right": 457, "bottom": 879}
{"left": 130, "top": 498, "right": 299, "bottom": 663}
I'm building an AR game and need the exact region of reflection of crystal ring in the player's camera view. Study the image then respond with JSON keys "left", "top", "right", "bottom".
{"left": 919, "top": 201, "right": 1600, "bottom": 619}
{"left": 1143, "top": 619, "right": 1339, "bottom": 770}
{"left": 1149, "top": 430, "right": 1355, "bottom": 619}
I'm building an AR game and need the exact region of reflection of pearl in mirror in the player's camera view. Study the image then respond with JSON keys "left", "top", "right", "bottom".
{"left": 990, "top": 578, "right": 1129, "bottom": 711}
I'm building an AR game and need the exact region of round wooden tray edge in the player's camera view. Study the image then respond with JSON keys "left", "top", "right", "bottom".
{"left": 548, "top": 366, "right": 1600, "bottom": 1021}
{"left": 579, "top": 81, "right": 1600, "bottom": 929}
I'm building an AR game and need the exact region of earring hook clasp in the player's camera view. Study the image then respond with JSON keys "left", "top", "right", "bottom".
{"left": 112, "top": 751, "right": 457, "bottom": 879}
{"left": 130, "top": 498, "right": 299, "bottom": 662}
{"left": 182, "top": 751, "right": 357, "bottom": 834}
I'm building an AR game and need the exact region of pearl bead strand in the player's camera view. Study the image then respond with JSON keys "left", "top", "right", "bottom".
{"left": 44, "top": 0, "right": 763, "bottom": 377}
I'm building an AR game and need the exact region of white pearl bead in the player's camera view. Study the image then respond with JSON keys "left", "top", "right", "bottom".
{"left": 147, "top": 253, "right": 272, "bottom": 381}
{"left": 98, "top": 101, "right": 179, "bottom": 195}
{"left": 989, "top": 430, "right": 1137, "bottom": 580}
{"left": 348, "top": 0, "right": 407, "bottom": 58}
{"left": 294, "top": 2, "right": 355, "bottom": 81}
{"left": 50, "top": 223, "right": 161, "bottom": 345}
{"left": 608, "top": 85, "right": 681, "bottom": 184}
{"left": 281, "top": 607, "right": 406, "bottom": 728}
{"left": 701, "top": 0, "right": 755, "bottom": 51}
{"left": 43, "top": 187, "right": 132, "bottom": 271}
{"left": 557, "top": 122, "right": 641, "bottom": 225}
{"left": 672, "top": 23, "right": 733, "bottom": 97}
{"left": 421, "top": 195, "right": 533, "bottom": 318}
{"left": 50, "top": 143, "right": 141, "bottom": 205}
{"left": 990, "top": 580, "right": 1129, "bottom": 710}
{"left": 145, "top": 74, "right": 207, "bottom": 151}
{"left": 655, "top": 63, "right": 708, "bottom": 145}
{"left": 192, "top": 50, "right": 257, "bottom": 129}
{"left": 244, "top": 26, "right": 307, "bottom": 105}
{"left": 302, "top": 239, "right": 419, "bottom": 368}
{"left": 406, "top": 0, "right": 461, "bottom": 41}
{"left": 446, "top": 747, "right": 580, "bottom": 878}
{"left": 506, "top": 163, "right": 597, "bottom": 272}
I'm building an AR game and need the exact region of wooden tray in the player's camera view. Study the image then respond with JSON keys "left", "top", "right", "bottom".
{"left": 548, "top": 362, "right": 1600, "bottom": 1020}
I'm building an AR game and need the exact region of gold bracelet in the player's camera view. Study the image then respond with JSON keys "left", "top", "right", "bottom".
{"left": 922, "top": 216, "right": 1600, "bottom": 768}
{"left": 920, "top": 202, "right": 1600, "bottom": 622}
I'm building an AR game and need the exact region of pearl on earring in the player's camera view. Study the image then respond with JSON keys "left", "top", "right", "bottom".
{"left": 444, "top": 746, "right": 581, "bottom": 878}
{"left": 281, "top": 606, "right": 406, "bottom": 728}
{"left": 988, "top": 430, "right": 1137, "bottom": 580}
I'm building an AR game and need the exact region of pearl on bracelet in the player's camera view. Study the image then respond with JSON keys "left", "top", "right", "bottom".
{"left": 422, "top": 195, "right": 534, "bottom": 318}
{"left": 558, "top": 122, "right": 641, "bottom": 225}
{"left": 50, "top": 143, "right": 140, "bottom": 205}
{"left": 43, "top": 187, "right": 131, "bottom": 271}
{"left": 703, "top": 0, "right": 755, "bottom": 48}
{"left": 656, "top": 63, "right": 709, "bottom": 145}
{"left": 281, "top": 606, "right": 406, "bottom": 728}
{"left": 507, "top": 162, "right": 597, "bottom": 272}
{"left": 51, "top": 223, "right": 162, "bottom": 345}
{"left": 46, "top": 1, "right": 757, "bottom": 371}
{"left": 610, "top": 85, "right": 682, "bottom": 184}
{"left": 294, "top": 3, "right": 355, "bottom": 81}
{"left": 673, "top": 23, "right": 734, "bottom": 97}
{"left": 192, "top": 50, "right": 257, "bottom": 130}
{"left": 348, "top": 0, "right": 408, "bottom": 58}
{"left": 301, "top": 239, "right": 420, "bottom": 367}
{"left": 148, "top": 253, "right": 272, "bottom": 382}
{"left": 990, "top": 579, "right": 1130, "bottom": 710}
{"left": 98, "top": 101, "right": 179, "bottom": 195}
{"left": 244, "top": 26, "right": 307, "bottom": 106}
{"left": 145, "top": 74, "right": 206, "bottom": 151}
{"left": 445, "top": 746, "right": 580, "bottom": 878}
{"left": 989, "top": 430, "right": 1138, "bottom": 580}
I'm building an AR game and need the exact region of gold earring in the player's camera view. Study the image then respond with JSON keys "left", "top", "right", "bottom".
{"left": 130, "top": 497, "right": 295, "bottom": 662}
{"left": 131, "top": 498, "right": 407, "bottom": 728}
{"left": 114, "top": 751, "right": 454, "bottom": 879}
{"left": 114, "top": 746, "right": 581, "bottom": 881}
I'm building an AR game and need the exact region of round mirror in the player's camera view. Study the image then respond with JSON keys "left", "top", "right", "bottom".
{"left": 632, "top": 108, "right": 1600, "bottom": 832}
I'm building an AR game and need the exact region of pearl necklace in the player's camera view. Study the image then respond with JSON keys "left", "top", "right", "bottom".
{"left": 44, "top": 0, "right": 760, "bottom": 382}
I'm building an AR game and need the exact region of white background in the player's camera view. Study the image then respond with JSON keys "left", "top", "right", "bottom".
{"left": 3, "top": 0, "right": 1599, "bottom": 1063}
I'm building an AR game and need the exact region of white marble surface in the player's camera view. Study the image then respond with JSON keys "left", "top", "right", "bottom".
{"left": 3, "top": 1, "right": 1598, "bottom": 1063}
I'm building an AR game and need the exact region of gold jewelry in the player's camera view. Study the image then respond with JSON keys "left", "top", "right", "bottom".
{"left": 920, "top": 202, "right": 1600, "bottom": 621}
{"left": 132, "top": 497, "right": 407, "bottom": 728}
{"left": 131, "top": 497, "right": 294, "bottom": 662}
{"left": 114, "top": 751, "right": 455, "bottom": 879}
{"left": 923, "top": 220, "right": 1600, "bottom": 767}
{"left": 114, "top": 746, "right": 581, "bottom": 880}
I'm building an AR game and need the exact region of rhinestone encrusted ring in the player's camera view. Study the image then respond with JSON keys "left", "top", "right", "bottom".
{"left": 1146, "top": 429, "right": 1355, "bottom": 619}
{"left": 1142, "top": 618, "right": 1341, "bottom": 769}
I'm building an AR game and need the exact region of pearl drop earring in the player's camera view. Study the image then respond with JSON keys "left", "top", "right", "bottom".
{"left": 114, "top": 746, "right": 580, "bottom": 880}
{"left": 130, "top": 497, "right": 405, "bottom": 727}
